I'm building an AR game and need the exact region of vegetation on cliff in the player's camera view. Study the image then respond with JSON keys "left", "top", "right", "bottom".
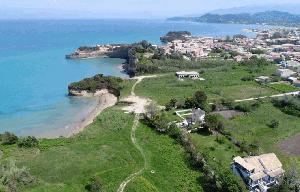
{"left": 68, "top": 74, "right": 123, "bottom": 97}
{"left": 160, "top": 31, "right": 192, "bottom": 43}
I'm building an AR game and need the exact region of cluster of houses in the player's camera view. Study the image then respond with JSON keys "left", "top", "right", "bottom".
{"left": 161, "top": 37, "right": 214, "bottom": 58}
{"left": 161, "top": 28, "right": 300, "bottom": 84}
{"left": 160, "top": 28, "right": 300, "bottom": 62}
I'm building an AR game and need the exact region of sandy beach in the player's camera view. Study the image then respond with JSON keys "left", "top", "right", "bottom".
{"left": 67, "top": 93, "right": 118, "bottom": 137}
{"left": 36, "top": 93, "right": 118, "bottom": 139}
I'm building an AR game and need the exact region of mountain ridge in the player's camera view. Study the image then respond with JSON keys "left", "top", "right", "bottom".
{"left": 168, "top": 11, "right": 300, "bottom": 27}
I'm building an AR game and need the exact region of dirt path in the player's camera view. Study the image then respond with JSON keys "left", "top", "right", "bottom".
{"left": 121, "top": 75, "right": 157, "bottom": 114}
{"left": 117, "top": 114, "right": 147, "bottom": 192}
{"left": 234, "top": 91, "right": 300, "bottom": 103}
{"left": 117, "top": 75, "right": 156, "bottom": 192}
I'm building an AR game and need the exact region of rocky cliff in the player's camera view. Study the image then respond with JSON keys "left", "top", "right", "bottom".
{"left": 68, "top": 74, "right": 123, "bottom": 97}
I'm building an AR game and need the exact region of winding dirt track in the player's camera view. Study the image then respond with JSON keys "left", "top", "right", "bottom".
{"left": 116, "top": 114, "right": 147, "bottom": 192}
{"left": 117, "top": 76, "right": 156, "bottom": 192}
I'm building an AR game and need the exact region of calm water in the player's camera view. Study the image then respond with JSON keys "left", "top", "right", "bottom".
{"left": 0, "top": 19, "right": 268, "bottom": 137}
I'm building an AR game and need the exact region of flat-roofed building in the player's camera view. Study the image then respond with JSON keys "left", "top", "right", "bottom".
{"left": 176, "top": 71, "right": 200, "bottom": 78}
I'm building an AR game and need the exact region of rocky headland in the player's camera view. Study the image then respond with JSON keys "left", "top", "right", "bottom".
{"left": 66, "top": 41, "right": 157, "bottom": 77}
{"left": 68, "top": 74, "right": 123, "bottom": 97}
{"left": 66, "top": 44, "right": 130, "bottom": 59}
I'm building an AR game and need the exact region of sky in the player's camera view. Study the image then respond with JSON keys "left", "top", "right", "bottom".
{"left": 1, "top": 0, "right": 300, "bottom": 19}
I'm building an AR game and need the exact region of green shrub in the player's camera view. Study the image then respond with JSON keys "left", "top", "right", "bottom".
{"left": 272, "top": 96, "right": 300, "bottom": 117}
{"left": 204, "top": 114, "right": 225, "bottom": 133}
{"left": 241, "top": 76, "right": 254, "bottom": 81}
{"left": 1, "top": 132, "right": 18, "bottom": 145}
{"left": 165, "top": 98, "right": 178, "bottom": 111}
{"left": 234, "top": 103, "right": 252, "bottom": 112}
{"left": 17, "top": 137, "right": 39, "bottom": 148}
{"left": 85, "top": 177, "right": 103, "bottom": 192}
{"left": 268, "top": 119, "right": 280, "bottom": 128}
{"left": 0, "top": 160, "right": 36, "bottom": 192}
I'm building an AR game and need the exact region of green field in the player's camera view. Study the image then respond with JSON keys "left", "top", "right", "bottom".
{"left": 135, "top": 65, "right": 279, "bottom": 105}
{"left": 125, "top": 123, "right": 204, "bottom": 192}
{"left": 1, "top": 106, "right": 206, "bottom": 192}
{"left": 267, "top": 82, "right": 300, "bottom": 93}
{"left": 2, "top": 108, "right": 142, "bottom": 192}
{"left": 224, "top": 100, "right": 300, "bottom": 171}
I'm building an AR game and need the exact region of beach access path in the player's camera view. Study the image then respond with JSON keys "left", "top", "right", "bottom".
{"left": 117, "top": 75, "right": 157, "bottom": 192}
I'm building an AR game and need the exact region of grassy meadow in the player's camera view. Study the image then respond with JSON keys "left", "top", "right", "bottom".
{"left": 224, "top": 100, "right": 300, "bottom": 171}
{"left": 125, "top": 123, "right": 204, "bottom": 192}
{"left": 135, "top": 65, "right": 279, "bottom": 105}
{"left": 2, "top": 108, "right": 142, "bottom": 192}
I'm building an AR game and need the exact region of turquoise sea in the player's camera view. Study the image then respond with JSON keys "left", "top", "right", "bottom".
{"left": 0, "top": 19, "right": 268, "bottom": 137}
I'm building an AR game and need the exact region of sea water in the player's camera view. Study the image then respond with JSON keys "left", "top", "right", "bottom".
{"left": 0, "top": 19, "right": 268, "bottom": 137}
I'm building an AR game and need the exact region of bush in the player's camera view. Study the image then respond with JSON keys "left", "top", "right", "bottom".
{"left": 268, "top": 119, "right": 280, "bottom": 129}
{"left": 215, "top": 135, "right": 226, "bottom": 144}
{"left": 1, "top": 132, "right": 18, "bottom": 145}
{"left": 272, "top": 96, "right": 300, "bottom": 117}
{"left": 0, "top": 160, "right": 36, "bottom": 192}
{"left": 18, "top": 137, "right": 39, "bottom": 148}
{"left": 234, "top": 103, "right": 252, "bottom": 112}
{"left": 167, "top": 123, "right": 182, "bottom": 139}
{"left": 85, "top": 177, "right": 103, "bottom": 192}
{"left": 241, "top": 76, "right": 254, "bottom": 81}
{"left": 165, "top": 98, "right": 178, "bottom": 111}
{"left": 204, "top": 114, "right": 225, "bottom": 133}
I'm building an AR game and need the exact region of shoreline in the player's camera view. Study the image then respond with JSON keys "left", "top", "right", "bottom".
{"left": 67, "top": 93, "right": 118, "bottom": 138}
{"left": 36, "top": 93, "right": 118, "bottom": 139}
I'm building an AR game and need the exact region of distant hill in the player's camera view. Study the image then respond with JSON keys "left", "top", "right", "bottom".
{"left": 168, "top": 11, "right": 300, "bottom": 27}
{"left": 210, "top": 4, "right": 300, "bottom": 15}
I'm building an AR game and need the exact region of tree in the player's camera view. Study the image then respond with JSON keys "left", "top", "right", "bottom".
{"left": 184, "top": 97, "right": 196, "bottom": 109}
{"left": 194, "top": 91, "right": 207, "bottom": 106}
{"left": 184, "top": 91, "right": 208, "bottom": 109}
{"left": 204, "top": 114, "right": 224, "bottom": 133}
{"left": 165, "top": 98, "right": 178, "bottom": 111}
{"left": 217, "top": 167, "right": 247, "bottom": 192}
{"left": 167, "top": 123, "right": 182, "bottom": 139}
{"left": 152, "top": 113, "right": 169, "bottom": 132}
{"left": 270, "top": 166, "right": 300, "bottom": 192}
{"left": 1, "top": 132, "right": 18, "bottom": 145}
{"left": 145, "top": 102, "right": 159, "bottom": 119}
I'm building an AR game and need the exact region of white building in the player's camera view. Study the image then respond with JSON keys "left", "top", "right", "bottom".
{"left": 176, "top": 71, "right": 200, "bottom": 78}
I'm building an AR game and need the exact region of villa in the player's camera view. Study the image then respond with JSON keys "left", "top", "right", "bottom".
{"left": 232, "top": 153, "right": 284, "bottom": 192}
{"left": 176, "top": 71, "right": 200, "bottom": 78}
{"left": 176, "top": 108, "right": 205, "bottom": 129}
